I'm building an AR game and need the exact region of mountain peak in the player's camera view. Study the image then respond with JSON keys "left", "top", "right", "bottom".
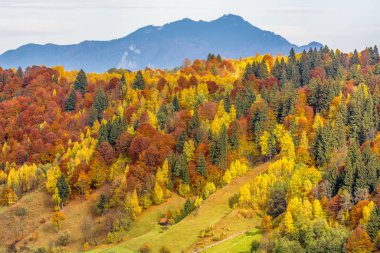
{"left": 214, "top": 14, "right": 247, "bottom": 24}
{"left": 217, "top": 14, "right": 245, "bottom": 21}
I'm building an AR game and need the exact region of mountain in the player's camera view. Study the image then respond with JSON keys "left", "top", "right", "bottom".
{"left": 0, "top": 14, "right": 322, "bottom": 72}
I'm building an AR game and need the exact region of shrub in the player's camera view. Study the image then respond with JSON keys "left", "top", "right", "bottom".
{"left": 34, "top": 248, "right": 47, "bottom": 253}
{"left": 15, "top": 207, "right": 27, "bottom": 216}
{"left": 139, "top": 243, "right": 152, "bottom": 253}
{"left": 251, "top": 239, "right": 260, "bottom": 252}
{"left": 228, "top": 193, "right": 239, "bottom": 208}
{"left": 199, "top": 226, "right": 214, "bottom": 238}
{"left": 159, "top": 246, "right": 172, "bottom": 253}
{"left": 56, "top": 232, "right": 70, "bottom": 246}
{"left": 83, "top": 242, "right": 90, "bottom": 251}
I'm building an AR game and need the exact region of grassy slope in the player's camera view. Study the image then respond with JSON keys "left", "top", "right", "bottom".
{"left": 190, "top": 208, "right": 261, "bottom": 252}
{"left": 0, "top": 188, "right": 104, "bottom": 252}
{"left": 89, "top": 162, "right": 269, "bottom": 253}
{"left": 202, "top": 229, "right": 262, "bottom": 253}
{"left": 26, "top": 190, "right": 103, "bottom": 251}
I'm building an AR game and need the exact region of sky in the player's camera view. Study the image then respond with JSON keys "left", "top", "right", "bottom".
{"left": 0, "top": 0, "right": 379, "bottom": 54}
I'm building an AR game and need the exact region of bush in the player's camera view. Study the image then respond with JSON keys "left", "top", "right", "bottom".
{"left": 228, "top": 193, "right": 239, "bottom": 208}
{"left": 168, "top": 218, "right": 175, "bottom": 225}
{"left": 199, "top": 226, "right": 214, "bottom": 238}
{"left": 15, "top": 207, "right": 27, "bottom": 216}
{"left": 29, "top": 232, "right": 39, "bottom": 242}
{"left": 159, "top": 246, "right": 172, "bottom": 253}
{"left": 251, "top": 239, "right": 260, "bottom": 252}
{"left": 273, "top": 238, "right": 304, "bottom": 253}
{"left": 96, "top": 194, "right": 107, "bottom": 215}
{"left": 139, "top": 243, "right": 152, "bottom": 253}
{"left": 34, "top": 248, "right": 47, "bottom": 253}
{"left": 56, "top": 232, "right": 70, "bottom": 246}
{"left": 83, "top": 242, "right": 90, "bottom": 251}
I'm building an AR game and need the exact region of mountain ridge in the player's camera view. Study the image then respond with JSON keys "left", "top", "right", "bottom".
{"left": 0, "top": 14, "right": 323, "bottom": 72}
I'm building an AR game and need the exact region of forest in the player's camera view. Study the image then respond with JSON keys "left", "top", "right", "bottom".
{"left": 0, "top": 45, "right": 380, "bottom": 253}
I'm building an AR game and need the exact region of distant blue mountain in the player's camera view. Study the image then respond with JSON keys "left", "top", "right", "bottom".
{"left": 0, "top": 14, "right": 322, "bottom": 72}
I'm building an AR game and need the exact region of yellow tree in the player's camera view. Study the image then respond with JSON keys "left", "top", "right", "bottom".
{"left": 279, "top": 131, "right": 295, "bottom": 160}
{"left": 153, "top": 182, "right": 164, "bottom": 205}
{"left": 223, "top": 169, "right": 232, "bottom": 184}
{"left": 46, "top": 165, "right": 61, "bottom": 193}
{"left": 75, "top": 171, "right": 91, "bottom": 199}
{"left": 261, "top": 215, "right": 273, "bottom": 231}
{"left": 283, "top": 211, "right": 295, "bottom": 235}
{"left": 194, "top": 196, "right": 203, "bottom": 207}
{"left": 51, "top": 211, "right": 65, "bottom": 232}
{"left": 203, "top": 182, "right": 216, "bottom": 198}
{"left": 156, "top": 159, "right": 169, "bottom": 187}
{"left": 125, "top": 189, "right": 142, "bottom": 220}
{"left": 239, "top": 183, "right": 252, "bottom": 208}
{"left": 183, "top": 140, "right": 195, "bottom": 162}
{"left": 52, "top": 187, "right": 61, "bottom": 211}
{"left": 260, "top": 131, "right": 271, "bottom": 158}
{"left": 312, "top": 199, "right": 324, "bottom": 219}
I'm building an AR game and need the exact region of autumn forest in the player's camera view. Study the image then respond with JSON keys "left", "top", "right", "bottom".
{"left": 0, "top": 45, "right": 380, "bottom": 253}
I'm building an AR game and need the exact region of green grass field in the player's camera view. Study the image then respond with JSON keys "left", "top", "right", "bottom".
{"left": 203, "top": 229, "right": 262, "bottom": 253}
{"left": 87, "top": 162, "right": 268, "bottom": 253}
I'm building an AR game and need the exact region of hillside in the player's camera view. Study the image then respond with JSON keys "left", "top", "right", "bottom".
{"left": 0, "top": 14, "right": 322, "bottom": 72}
{"left": 0, "top": 46, "right": 380, "bottom": 253}
{"left": 88, "top": 162, "right": 269, "bottom": 253}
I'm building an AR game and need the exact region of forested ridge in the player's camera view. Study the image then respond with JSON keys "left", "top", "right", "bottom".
{"left": 0, "top": 45, "right": 380, "bottom": 252}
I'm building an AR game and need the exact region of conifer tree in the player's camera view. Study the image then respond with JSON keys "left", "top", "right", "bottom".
{"left": 216, "top": 54, "right": 222, "bottom": 63}
{"left": 361, "top": 143, "right": 380, "bottom": 192}
{"left": 196, "top": 154, "right": 207, "bottom": 177}
{"left": 367, "top": 205, "right": 380, "bottom": 240}
{"left": 343, "top": 139, "right": 362, "bottom": 195}
{"left": 74, "top": 69, "right": 87, "bottom": 95}
{"left": 16, "top": 67, "right": 23, "bottom": 78}
{"left": 207, "top": 53, "right": 214, "bottom": 62}
{"left": 173, "top": 95, "right": 180, "bottom": 112}
{"left": 97, "top": 194, "right": 107, "bottom": 215}
{"left": 313, "top": 124, "right": 333, "bottom": 167}
{"left": 218, "top": 125, "right": 228, "bottom": 169}
{"left": 210, "top": 133, "right": 219, "bottom": 165}
{"left": 176, "top": 130, "right": 188, "bottom": 153}
{"left": 300, "top": 50, "right": 311, "bottom": 85}
{"left": 333, "top": 102, "right": 348, "bottom": 147}
{"left": 65, "top": 90, "right": 76, "bottom": 111}
{"left": 230, "top": 121, "right": 239, "bottom": 150}
{"left": 89, "top": 88, "right": 109, "bottom": 125}
{"left": 93, "top": 88, "right": 108, "bottom": 116}
{"left": 343, "top": 158, "right": 355, "bottom": 195}
{"left": 177, "top": 154, "right": 189, "bottom": 184}
{"left": 256, "top": 60, "right": 269, "bottom": 79}
{"left": 132, "top": 71, "right": 145, "bottom": 90}
{"left": 189, "top": 110, "right": 200, "bottom": 136}
{"left": 289, "top": 48, "right": 296, "bottom": 64}
{"left": 350, "top": 49, "right": 360, "bottom": 66}
{"left": 120, "top": 74, "right": 126, "bottom": 86}
{"left": 56, "top": 175, "right": 70, "bottom": 206}
{"left": 371, "top": 45, "right": 379, "bottom": 65}
{"left": 183, "top": 198, "right": 194, "bottom": 215}
{"left": 98, "top": 123, "right": 109, "bottom": 144}
{"left": 235, "top": 84, "right": 255, "bottom": 118}
{"left": 88, "top": 106, "right": 98, "bottom": 126}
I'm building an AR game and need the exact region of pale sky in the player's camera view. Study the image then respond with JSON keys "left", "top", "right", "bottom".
{"left": 0, "top": 0, "right": 379, "bottom": 54}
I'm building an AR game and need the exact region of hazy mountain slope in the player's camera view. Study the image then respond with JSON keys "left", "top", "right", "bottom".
{"left": 0, "top": 14, "right": 322, "bottom": 72}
